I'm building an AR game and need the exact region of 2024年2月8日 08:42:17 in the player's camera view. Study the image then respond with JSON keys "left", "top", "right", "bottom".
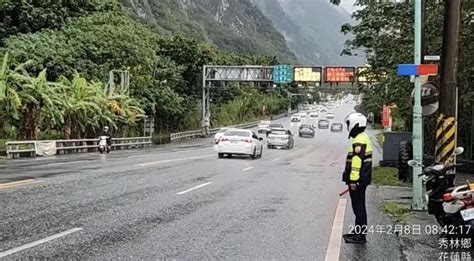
{"left": 347, "top": 224, "right": 472, "bottom": 235}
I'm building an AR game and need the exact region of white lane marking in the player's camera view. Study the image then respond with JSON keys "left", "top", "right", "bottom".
{"left": 177, "top": 182, "right": 213, "bottom": 195}
{"left": 47, "top": 160, "right": 93, "bottom": 166}
{"left": 325, "top": 199, "right": 347, "bottom": 261}
{"left": 242, "top": 166, "right": 254, "bottom": 172}
{"left": 272, "top": 158, "right": 280, "bottom": 162}
{"left": 135, "top": 154, "right": 215, "bottom": 167}
{"left": 0, "top": 228, "right": 83, "bottom": 258}
{"left": 127, "top": 147, "right": 213, "bottom": 158}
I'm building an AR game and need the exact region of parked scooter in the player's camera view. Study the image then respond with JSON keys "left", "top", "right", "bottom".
{"left": 442, "top": 180, "right": 474, "bottom": 232}
{"left": 408, "top": 147, "right": 464, "bottom": 226}
{"left": 98, "top": 135, "right": 110, "bottom": 154}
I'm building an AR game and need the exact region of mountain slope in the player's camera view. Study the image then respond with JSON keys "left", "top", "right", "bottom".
{"left": 119, "top": 0, "right": 298, "bottom": 62}
{"left": 251, "top": 0, "right": 363, "bottom": 66}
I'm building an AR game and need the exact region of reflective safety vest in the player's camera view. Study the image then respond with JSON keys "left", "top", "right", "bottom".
{"left": 343, "top": 132, "right": 373, "bottom": 185}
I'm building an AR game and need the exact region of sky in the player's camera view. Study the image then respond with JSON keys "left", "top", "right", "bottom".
{"left": 339, "top": 0, "right": 358, "bottom": 14}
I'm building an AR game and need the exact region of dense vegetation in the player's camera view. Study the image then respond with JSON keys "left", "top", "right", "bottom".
{"left": 337, "top": 1, "right": 474, "bottom": 159}
{"left": 119, "top": 0, "right": 297, "bottom": 63}
{"left": 0, "top": 0, "right": 287, "bottom": 143}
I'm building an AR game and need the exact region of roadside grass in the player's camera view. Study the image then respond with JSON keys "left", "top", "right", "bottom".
{"left": 383, "top": 202, "right": 412, "bottom": 222}
{"left": 375, "top": 132, "right": 384, "bottom": 147}
{"left": 372, "top": 167, "right": 406, "bottom": 187}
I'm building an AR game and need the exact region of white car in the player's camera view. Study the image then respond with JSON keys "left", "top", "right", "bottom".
{"left": 217, "top": 129, "right": 263, "bottom": 159}
{"left": 257, "top": 120, "right": 271, "bottom": 134}
{"left": 291, "top": 115, "right": 301, "bottom": 122}
{"left": 326, "top": 112, "right": 335, "bottom": 119}
{"left": 214, "top": 127, "right": 234, "bottom": 144}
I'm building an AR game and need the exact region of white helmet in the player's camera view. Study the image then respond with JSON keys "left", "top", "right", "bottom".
{"left": 344, "top": 112, "right": 367, "bottom": 132}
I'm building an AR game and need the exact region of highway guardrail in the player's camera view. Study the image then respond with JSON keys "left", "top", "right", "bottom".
{"left": 170, "top": 112, "right": 292, "bottom": 142}
{"left": 6, "top": 136, "right": 152, "bottom": 159}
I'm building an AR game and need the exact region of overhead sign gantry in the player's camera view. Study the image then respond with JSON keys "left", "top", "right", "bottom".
{"left": 201, "top": 64, "right": 386, "bottom": 134}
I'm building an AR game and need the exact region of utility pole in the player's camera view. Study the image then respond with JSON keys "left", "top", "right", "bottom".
{"left": 411, "top": 0, "right": 425, "bottom": 210}
{"left": 435, "top": 0, "right": 462, "bottom": 164}
{"left": 288, "top": 91, "right": 292, "bottom": 116}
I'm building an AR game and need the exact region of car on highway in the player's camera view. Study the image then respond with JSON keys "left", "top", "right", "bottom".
{"left": 291, "top": 114, "right": 301, "bottom": 122}
{"left": 269, "top": 122, "right": 284, "bottom": 129}
{"left": 330, "top": 123, "right": 343, "bottom": 132}
{"left": 318, "top": 119, "right": 330, "bottom": 129}
{"left": 320, "top": 107, "right": 327, "bottom": 113}
{"left": 214, "top": 127, "right": 234, "bottom": 144}
{"left": 326, "top": 112, "right": 335, "bottom": 119}
{"left": 310, "top": 111, "right": 319, "bottom": 118}
{"left": 217, "top": 129, "right": 263, "bottom": 159}
{"left": 257, "top": 120, "right": 271, "bottom": 134}
{"left": 267, "top": 128, "right": 294, "bottom": 149}
{"left": 299, "top": 124, "right": 316, "bottom": 138}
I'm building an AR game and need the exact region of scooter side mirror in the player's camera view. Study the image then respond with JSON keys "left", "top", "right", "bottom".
{"left": 453, "top": 147, "right": 464, "bottom": 156}
{"left": 408, "top": 160, "right": 418, "bottom": 167}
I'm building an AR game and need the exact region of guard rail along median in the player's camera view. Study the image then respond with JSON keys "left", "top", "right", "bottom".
{"left": 6, "top": 137, "right": 152, "bottom": 159}
{"left": 170, "top": 111, "right": 293, "bottom": 142}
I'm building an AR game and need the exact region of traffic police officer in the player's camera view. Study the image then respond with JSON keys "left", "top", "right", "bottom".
{"left": 342, "top": 112, "right": 372, "bottom": 244}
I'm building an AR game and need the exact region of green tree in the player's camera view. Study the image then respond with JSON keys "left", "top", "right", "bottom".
{"left": 0, "top": 0, "right": 117, "bottom": 46}
{"left": 334, "top": 0, "right": 474, "bottom": 158}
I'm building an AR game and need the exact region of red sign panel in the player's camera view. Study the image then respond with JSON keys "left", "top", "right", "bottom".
{"left": 417, "top": 64, "right": 438, "bottom": 75}
{"left": 382, "top": 105, "right": 391, "bottom": 128}
{"left": 324, "top": 67, "right": 355, "bottom": 82}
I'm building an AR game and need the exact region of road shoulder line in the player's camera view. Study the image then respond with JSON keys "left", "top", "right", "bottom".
{"left": 0, "top": 179, "right": 42, "bottom": 190}
{"left": 325, "top": 199, "right": 347, "bottom": 261}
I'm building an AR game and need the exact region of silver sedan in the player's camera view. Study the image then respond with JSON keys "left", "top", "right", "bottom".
{"left": 267, "top": 128, "right": 294, "bottom": 149}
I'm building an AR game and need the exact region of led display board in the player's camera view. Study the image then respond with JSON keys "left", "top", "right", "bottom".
{"left": 324, "top": 67, "right": 355, "bottom": 82}
{"left": 294, "top": 67, "right": 322, "bottom": 82}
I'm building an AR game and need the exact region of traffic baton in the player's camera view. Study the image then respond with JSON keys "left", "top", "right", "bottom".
{"left": 339, "top": 188, "right": 349, "bottom": 196}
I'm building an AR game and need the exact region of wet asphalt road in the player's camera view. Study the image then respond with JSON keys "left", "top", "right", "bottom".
{"left": 0, "top": 103, "right": 387, "bottom": 260}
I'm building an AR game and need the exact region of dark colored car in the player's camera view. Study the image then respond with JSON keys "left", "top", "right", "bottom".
{"left": 331, "top": 123, "right": 343, "bottom": 132}
{"left": 299, "top": 124, "right": 316, "bottom": 137}
{"left": 318, "top": 119, "right": 330, "bottom": 129}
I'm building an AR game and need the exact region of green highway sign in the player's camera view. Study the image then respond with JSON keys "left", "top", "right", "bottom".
{"left": 273, "top": 64, "right": 293, "bottom": 83}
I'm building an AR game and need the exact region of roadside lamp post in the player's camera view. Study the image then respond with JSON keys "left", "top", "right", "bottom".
{"left": 411, "top": 0, "right": 426, "bottom": 210}
{"left": 287, "top": 91, "right": 310, "bottom": 115}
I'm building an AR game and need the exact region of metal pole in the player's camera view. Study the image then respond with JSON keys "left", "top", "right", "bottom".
{"left": 471, "top": 105, "right": 474, "bottom": 160}
{"left": 412, "top": 0, "right": 425, "bottom": 210}
{"left": 202, "top": 66, "right": 207, "bottom": 135}
{"left": 421, "top": 0, "right": 426, "bottom": 64}
{"left": 288, "top": 92, "right": 291, "bottom": 116}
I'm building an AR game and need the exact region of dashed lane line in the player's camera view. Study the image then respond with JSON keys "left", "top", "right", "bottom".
{"left": 0, "top": 228, "right": 83, "bottom": 258}
{"left": 177, "top": 182, "right": 213, "bottom": 195}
